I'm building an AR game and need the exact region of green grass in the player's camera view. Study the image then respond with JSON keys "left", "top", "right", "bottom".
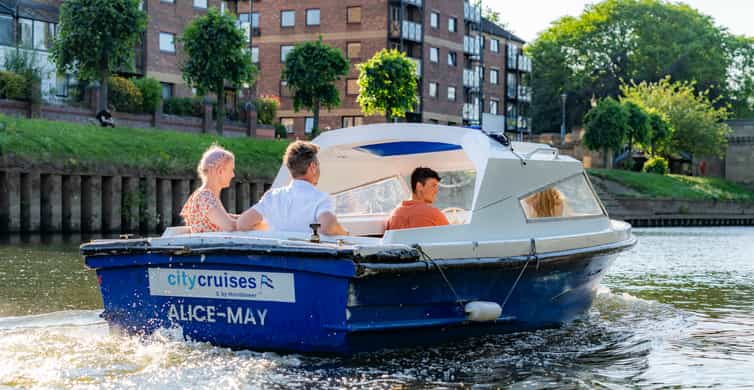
{"left": 588, "top": 168, "right": 754, "bottom": 201}
{"left": 0, "top": 115, "right": 288, "bottom": 180}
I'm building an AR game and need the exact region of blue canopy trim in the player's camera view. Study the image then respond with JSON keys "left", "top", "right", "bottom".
{"left": 355, "top": 141, "right": 462, "bottom": 157}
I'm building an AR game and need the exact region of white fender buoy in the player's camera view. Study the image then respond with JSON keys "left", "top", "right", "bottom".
{"left": 465, "top": 301, "right": 502, "bottom": 322}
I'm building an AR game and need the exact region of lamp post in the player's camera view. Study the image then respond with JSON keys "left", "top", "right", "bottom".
{"left": 560, "top": 92, "right": 567, "bottom": 144}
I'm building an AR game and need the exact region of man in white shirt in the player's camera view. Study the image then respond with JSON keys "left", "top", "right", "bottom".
{"left": 237, "top": 140, "right": 348, "bottom": 235}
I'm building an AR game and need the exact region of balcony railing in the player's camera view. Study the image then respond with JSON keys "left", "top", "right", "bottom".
{"left": 464, "top": 1, "right": 481, "bottom": 23}
{"left": 403, "top": 0, "right": 422, "bottom": 7}
{"left": 464, "top": 35, "right": 480, "bottom": 56}
{"left": 463, "top": 68, "right": 481, "bottom": 89}
{"left": 410, "top": 57, "right": 421, "bottom": 77}
{"left": 401, "top": 20, "right": 423, "bottom": 42}
{"left": 507, "top": 84, "right": 518, "bottom": 99}
{"left": 517, "top": 55, "right": 532, "bottom": 72}
{"left": 518, "top": 86, "right": 531, "bottom": 102}
{"left": 463, "top": 103, "right": 480, "bottom": 122}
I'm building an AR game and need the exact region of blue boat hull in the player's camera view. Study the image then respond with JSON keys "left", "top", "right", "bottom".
{"left": 86, "top": 240, "right": 630, "bottom": 355}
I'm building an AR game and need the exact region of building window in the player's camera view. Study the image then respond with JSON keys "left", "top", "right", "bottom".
{"left": 161, "top": 83, "right": 174, "bottom": 100}
{"left": 429, "top": 81, "right": 437, "bottom": 98}
{"left": 347, "top": 6, "right": 362, "bottom": 24}
{"left": 251, "top": 12, "right": 259, "bottom": 28}
{"left": 342, "top": 116, "right": 363, "bottom": 128}
{"left": 507, "top": 73, "right": 518, "bottom": 97}
{"left": 280, "top": 80, "right": 293, "bottom": 97}
{"left": 17, "top": 18, "right": 32, "bottom": 48}
{"left": 251, "top": 47, "right": 259, "bottom": 64}
{"left": 346, "top": 78, "right": 359, "bottom": 95}
{"left": 281, "top": 117, "right": 295, "bottom": 133}
{"left": 0, "top": 15, "right": 12, "bottom": 45}
{"left": 159, "top": 32, "right": 175, "bottom": 53}
{"left": 490, "top": 99, "right": 499, "bottom": 115}
{"left": 490, "top": 39, "right": 499, "bottom": 53}
{"left": 447, "top": 86, "right": 456, "bottom": 102}
{"left": 448, "top": 17, "right": 457, "bottom": 33}
{"left": 490, "top": 69, "right": 499, "bottom": 85}
{"left": 347, "top": 42, "right": 361, "bottom": 59}
{"left": 447, "top": 51, "right": 456, "bottom": 66}
{"left": 305, "top": 117, "right": 315, "bottom": 134}
{"left": 306, "top": 9, "right": 320, "bottom": 26}
{"left": 281, "top": 10, "right": 295, "bottom": 27}
{"left": 193, "top": 0, "right": 207, "bottom": 9}
{"left": 429, "top": 47, "right": 439, "bottom": 63}
{"left": 430, "top": 11, "right": 439, "bottom": 29}
{"left": 280, "top": 45, "right": 293, "bottom": 62}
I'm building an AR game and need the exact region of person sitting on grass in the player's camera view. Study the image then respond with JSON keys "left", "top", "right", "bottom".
{"left": 180, "top": 144, "right": 238, "bottom": 233}
{"left": 95, "top": 108, "right": 115, "bottom": 128}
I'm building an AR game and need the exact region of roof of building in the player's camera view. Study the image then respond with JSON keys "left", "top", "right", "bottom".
{"left": 0, "top": 0, "right": 59, "bottom": 23}
{"left": 481, "top": 18, "right": 526, "bottom": 44}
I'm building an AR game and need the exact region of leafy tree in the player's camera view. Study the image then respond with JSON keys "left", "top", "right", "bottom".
{"left": 52, "top": 0, "right": 147, "bottom": 112}
{"left": 527, "top": 0, "right": 754, "bottom": 132}
{"left": 622, "top": 101, "right": 651, "bottom": 157}
{"left": 646, "top": 110, "right": 672, "bottom": 156}
{"left": 281, "top": 38, "right": 349, "bottom": 131}
{"left": 621, "top": 78, "right": 731, "bottom": 158}
{"left": 181, "top": 8, "right": 257, "bottom": 135}
{"left": 357, "top": 49, "right": 418, "bottom": 121}
{"left": 583, "top": 97, "right": 629, "bottom": 168}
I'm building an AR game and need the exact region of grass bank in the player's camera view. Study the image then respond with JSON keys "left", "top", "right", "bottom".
{"left": 588, "top": 169, "right": 754, "bottom": 201}
{"left": 0, "top": 115, "right": 288, "bottom": 179}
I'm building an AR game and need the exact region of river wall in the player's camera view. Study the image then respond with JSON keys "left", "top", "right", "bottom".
{"left": 0, "top": 168, "right": 272, "bottom": 234}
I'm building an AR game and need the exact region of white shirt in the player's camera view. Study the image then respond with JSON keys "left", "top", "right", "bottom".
{"left": 252, "top": 179, "right": 335, "bottom": 233}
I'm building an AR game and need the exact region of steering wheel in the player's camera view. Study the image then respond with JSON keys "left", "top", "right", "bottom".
{"left": 441, "top": 207, "right": 467, "bottom": 225}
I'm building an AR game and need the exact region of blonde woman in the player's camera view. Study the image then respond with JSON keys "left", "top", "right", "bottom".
{"left": 180, "top": 145, "right": 237, "bottom": 233}
{"left": 524, "top": 187, "right": 565, "bottom": 218}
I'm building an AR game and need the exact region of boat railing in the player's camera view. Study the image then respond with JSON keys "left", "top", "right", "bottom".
{"left": 524, "top": 147, "right": 559, "bottom": 160}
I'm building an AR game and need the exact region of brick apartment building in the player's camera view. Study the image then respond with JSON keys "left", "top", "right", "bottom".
{"left": 0, "top": 0, "right": 531, "bottom": 137}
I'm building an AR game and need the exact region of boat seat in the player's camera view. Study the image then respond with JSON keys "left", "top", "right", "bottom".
{"left": 338, "top": 214, "right": 388, "bottom": 237}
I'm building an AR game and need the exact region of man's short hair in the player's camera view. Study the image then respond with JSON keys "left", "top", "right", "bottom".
{"left": 410, "top": 167, "right": 441, "bottom": 193}
{"left": 284, "top": 140, "right": 319, "bottom": 177}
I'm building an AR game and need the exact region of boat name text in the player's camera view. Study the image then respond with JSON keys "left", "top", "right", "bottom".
{"left": 167, "top": 303, "right": 268, "bottom": 326}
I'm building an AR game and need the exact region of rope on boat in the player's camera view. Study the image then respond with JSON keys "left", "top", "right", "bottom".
{"left": 414, "top": 245, "right": 464, "bottom": 309}
{"left": 500, "top": 238, "right": 538, "bottom": 314}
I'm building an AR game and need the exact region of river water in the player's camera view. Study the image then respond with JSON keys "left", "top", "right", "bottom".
{"left": 0, "top": 227, "right": 752, "bottom": 389}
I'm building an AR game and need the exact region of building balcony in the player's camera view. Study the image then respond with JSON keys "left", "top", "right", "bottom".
{"left": 518, "top": 86, "right": 531, "bottom": 102}
{"left": 391, "top": 20, "right": 423, "bottom": 43}
{"left": 403, "top": 0, "right": 422, "bottom": 7}
{"left": 463, "top": 68, "right": 481, "bottom": 89}
{"left": 517, "top": 55, "right": 532, "bottom": 72}
{"left": 463, "top": 103, "right": 480, "bottom": 122}
{"left": 464, "top": 1, "right": 481, "bottom": 23}
{"left": 463, "top": 35, "right": 481, "bottom": 57}
{"left": 507, "top": 85, "right": 518, "bottom": 99}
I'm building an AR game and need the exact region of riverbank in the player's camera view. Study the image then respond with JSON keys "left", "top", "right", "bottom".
{"left": 588, "top": 169, "right": 754, "bottom": 226}
{"left": 0, "top": 114, "right": 287, "bottom": 180}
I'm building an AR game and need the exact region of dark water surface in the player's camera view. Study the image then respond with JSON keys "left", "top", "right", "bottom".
{"left": 0, "top": 228, "right": 752, "bottom": 389}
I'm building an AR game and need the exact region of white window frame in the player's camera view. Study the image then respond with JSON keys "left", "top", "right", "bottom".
{"left": 429, "top": 81, "right": 438, "bottom": 98}
{"left": 280, "top": 45, "right": 293, "bottom": 62}
{"left": 193, "top": 0, "right": 207, "bottom": 9}
{"left": 490, "top": 69, "right": 499, "bottom": 85}
{"left": 430, "top": 11, "right": 439, "bottom": 29}
{"left": 159, "top": 32, "right": 175, "bottom": 53}
{"left": 430, "top": 47, "right": 439, "bottom": 63}
{"left": 281, "top": 10, "right": 295, "bottom": 27}
{"left": 490, "top": 39, "right": 499, "bottom": 53}
{"left": 306, "top": 9, "right": 320, "bottom": 26}
{"left": 447, "top": 86, "right": 456, "bottom": 102}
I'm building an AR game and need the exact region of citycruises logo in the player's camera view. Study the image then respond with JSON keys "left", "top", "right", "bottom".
{"left": 148, "top": 268, "right": 296, "bottom": 303}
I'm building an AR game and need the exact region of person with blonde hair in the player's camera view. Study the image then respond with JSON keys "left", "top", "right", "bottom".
{"left": 237, "top": 140, "right": 348, "bottom": 235}
{"left": 524, "top": 187, "right": 565, "bottom": 218}
{"left": 180, "top": 144, "right": 238, "bottom": 233}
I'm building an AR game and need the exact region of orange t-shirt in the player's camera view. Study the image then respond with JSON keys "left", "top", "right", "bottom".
{"left": 385, "top": 200, "right": 449, "bottom": 230}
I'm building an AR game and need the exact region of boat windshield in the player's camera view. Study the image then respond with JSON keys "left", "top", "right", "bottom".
{"left": 333, "top": 176, "right": 408, "bottom": 216}
{"left": 520, "top": 174, "right": 604, "bottom": 220}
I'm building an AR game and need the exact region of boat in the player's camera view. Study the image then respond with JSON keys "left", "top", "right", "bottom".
{"left": 81, "top": 123, "right": 636, "bottom": 355}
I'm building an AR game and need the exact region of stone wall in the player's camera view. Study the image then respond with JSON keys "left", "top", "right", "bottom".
{"left": 725, "top": 120, "right": 754, "bottom": 186}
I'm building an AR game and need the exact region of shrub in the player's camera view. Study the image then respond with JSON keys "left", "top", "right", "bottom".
{"left": 108, "top": 76, "right": 143, "bottom": 113}
{"left": 163, "top": 97, "right": 203, "bottom": 117}
{"left": 0, "top": 71, "right": 28, "bottom": 100}
{"left": 642, "top": 156, "right": 669, "bottom": 175}
{"left": 274, "top": 123, "right": 287, "bottom": 139}
{"left": 3, "top": 50, "right": 42, "bottom": 103}
{"left": 309, "top": 127, "right": 321, "bottom": 140}
{"left": 254, "top": 96, "right": 279, "bottom": 125}
{"left": 133, "top": 77, "right": 162, "bottom": 113}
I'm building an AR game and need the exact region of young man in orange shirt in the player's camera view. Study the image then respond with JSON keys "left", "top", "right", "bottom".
{"left": 385, "top": 167, "right": 449, "bottom": 230}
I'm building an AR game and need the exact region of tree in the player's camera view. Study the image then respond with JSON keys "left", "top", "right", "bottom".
{"left": 621, "top": 78, "right": 731, "bottom": 158}
{"left": 527, "top": 0, "right": 754, "bottom": 132}
{"left": 646, "top": 110, "right": 672, "bottom": 156}
{"left": 181, "top": 8, "right": 256, "bottom": 135}
{"left": 52, "top": 0, "right": 147, "bottom": 112}
{"left": 583, "top": 97, "right": 629, "bottom": 168}
{"left": 357, "top": 49, "right": 418, "bottom": 121}
{"left": 622, "top": 100, "right": 651, "bottom": 157}
{"left": 281, "top": 38, "right": 349, "bottom": 132}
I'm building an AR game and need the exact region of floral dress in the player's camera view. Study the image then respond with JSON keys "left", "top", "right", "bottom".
{"left": 180, "top": 188, "right": 224, "bottom": 233}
